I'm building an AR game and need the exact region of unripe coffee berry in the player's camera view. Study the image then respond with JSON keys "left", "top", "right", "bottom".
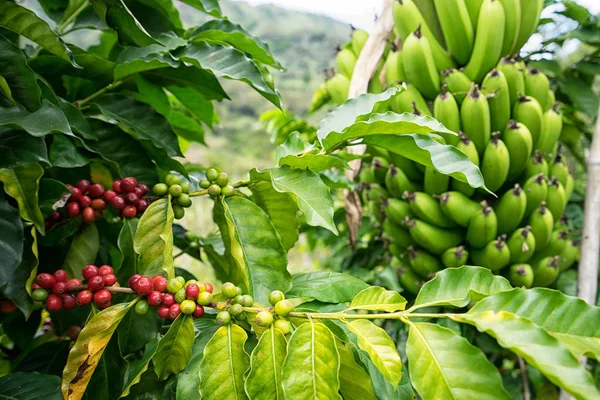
{"left": 242, "top": 295, "right": 254, "bottom": 307}
{"left": 167, "top": 278, "right": 183, "bottom": 293}
{"left": 229, "top": 304, "right": 243, "bottom": 317}
{"left": 165, "top": 174, "right": 180, "bottom": 187}
{"left": 215, "top": 173, "right": 229, "bottom": 187}
{"left": 256, "top": 311, "right": 274, "bottom": 327}
{"left": 99, "top": 265, "right": 114, "bottom": 276}
{"left": 169, "top": 185, "right": 182, "bottom": 197}
{"left": 123, "top": 205, "right": 137, "bottom": 218}
{"left": 193, "top": 305, "right": 205, "bottom": 318}
{"left": 189, "top": 241, "right": 199, "bottom": 249}
{"left": 153, "top": 183, "right": 168, "bottom": 196}
{"left": 55, "top": 269, "right": 68, "bottom": 282}
{"left": 197, "top": 291, "right": 212, "bottom": 306}
{"left": 134, "top": 300, "right": 149, "bottom": 315}
{"left": 221, "top": 282, "right": 237, "bottom": 298}
{"left": 205, "top": 283, "right": 213, "bottom": 293}
{"left": 36, "top": 273, "right": 56, "bottom": 290}
{"left": 269, "top": 290, "right": 285, "bottom": 306}
{"left": 46, "top": 294, "right": 63, "bottom": 311}
{"left": 66, "top": 202, "right": 80, "bottom": 217}
{"left": 162, "top": 293, "right": 175, "bottom": 307}
{"left": 103, "top": 274, "right": 117, "bottom": 286}
{"left": 208, "top": 184, "right": 221, "bottom": 197}
{"left": 222, "top": 185, "right": 235, "bottom": 197}
{"left": 206, "top": 168, "right": 218, "bottom": 182}
{"left": 175, "top": 288, "right": 187, "bottom": 304}
{"left": 157, "top": 306, "right": 169, "bottom": 319}
{"left": 177, "top": 193, "right": 191, "bottom": 207}
{"left": 76, "top": 179, "right": 91, "bottom": 193}
{"left": 148, "top": 291, "right": 163, "bottom": 307}
{"left": 82, "top": 207, "right": 95, "bottom": 223}
{"left": 274, "top": 319, "right": 291, "bottom": 335}
{"left": 176, "top": 276, "right": 185, "bottom": 286}
{"left": 216, "top": 311, "right": 231, "bottom": 325}
{"left": 53, "top": 281, "right": 67, "bottom": 295}
{"left": 87, "top": 276, "right": 105, "bottom": 292}
{"left": 82, "top": 265, "right": 99, "bottom": 280}
{"left": 70, "top": 187, "right": 82, "bottom": 202}
{"left": 173, "top": 204, "right": 185, "bottom": 219}
{"left": 88, "top": 183, "right": 105, "bottom": 198}
{"left": 76, "top": 290, "right": 93, "bottom": 305}
{"left": 179, "top": 182, "right": 190, "bottom": 193}
{"left": 103, "top": 190, "right": 117, "bottom": 202}
{"left": 274, "top": 300, "right": 293, "bottom": 316}
{"left": 134, "top": 277, "right": 153, "bottom": 295}
{"left": 168, "top": 304, "right": 181, "bottom": 320}
{"left": 67, "top": 279, "right": 82, "bottom": 291}
{"left": 112, "top": 180, "right": 123, "bottom": 193}
{"left": 234, "top": 295, "right": 244, "bottom": 304}
{"left": 236, "top": 287, "right": 243, "bottom": 296}
{"left": 93, "top": 289, "right": 111, "bottom": 305}
{"left": 110, "top": 196, "right": 126, "bottom": 210}
{"left": 180, "top": 300, "right": 196, "bottom": 315}
{"left": 32, "top": 288, "right": 49, "bottom": 302}
{"left": 92, "top": 199, "right": 106, "bottom": 210}
{"left": 121, "top": 177, "right": 138, "bottom": 193}
{"left": 152, "top": 276, "right": 168, "bottom": 293}
{"left": 186, "top": 284, "right": 199, "bottom": 300}
{"left": 79, "top": 195, "right": 92, "bottom": 208}
{"left": 199, "top": 180, "right": 210, "bottom": 189}
{"left": 62, "top": 294, "right": 76, "bottom": 310}
{"left": 128, "top": 274, "right": 142, "bottom": 289}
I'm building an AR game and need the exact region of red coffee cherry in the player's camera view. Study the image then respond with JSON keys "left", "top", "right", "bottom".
{"left": 54, "top": 269, "right": 68, "bottom": 282}
{"left": 79, "top": 195, "right": 92, "bottom": 208}
{"left": 138, "top": 184, "right": 149, "bottom": 196}
{"left": 76, "top": 290, "right": 93, "bottom": 305}
{"left": 46, "top": 294, "right": 63, "bottom": 311}
{"left": 134, "top": 277, "right": 153, "bottom": 295}
{"left": 134, "top": 187, "right": 144, "bottom": 198}
{"left": 98, "top": 301, "right": 112, "bottom": 310}
{"left": 82, "top": 265, "right": 99, "bottom": 280}
{"left": 69, "top": 187, "right": 82, "bottom": 202}
{"left": 32, "top": 283, "right": 41, "bottom": 290}
{"left": 50, "top": 211, "right": 63, "bottom": 222}
{"left": 67, "top": 279, "right": 82, "bottom": 291}
{"left": 87, "top": 276, "right": 105, "bottom": 292}
{"left": 205, "top": 283, "right": 213, "bottom": 293}
{"left": 66, "top": 326, "right": 81, "bottom": 340}
{"left": 125, "top": 192, "right": 138, "bottom": 204}
{"left": 103, "top": 190, "right": 117, "bottom": 202}
{"left": 45, "top": 220, "right": 54, "bottom": 231}
{"left": 0, "top": 300, "right": 17, "bottom": 313}
{"left": 168, "top": 304, "right": 181, "bottom": 320}
{"left": 62, "top": 294, "right": 76, "bottom": 310}
{"left": 103, "top": 274, "right": 117, "bottom": 286}
{"left": 91, "top": 199, "right": 106, "bottom": 210}
{"left": 82, "top": 207, "right": 95, "bottom": 223}
{"left": 93, "top": 289, "right": 111, "bottom": 305}
{"left": 98, "top": 265, "right": 114, "bottom": 276}
{"left": 112, "top": 180, "right": 123, "bottom": 194}
{"left": 53, "top": 281, "right": 67, "bottom": 295}
{"left": 157, "top": 306, "right": 169, "bottom": 319}
{"left": 147, "top": 291, "right": 163, "bottom": 307}
{"left": 66, "top": 202, "right": 80, "bottom": 217}
{"left": 110, "top": 196, "right": 126, "bottom": 210}
{"left": 88, "top": 183, "right": 105, "bottom": 199}
{"left": 151, "top": 276, "right": 168, "bottom": 293}
{"left": 162, "top": 293, "right": 175, "bottom": 307}
{"left": 36, "top": 273, "right": 56, "bottom": 290}
{"left": 135, "top": 199, "right": 149, "bottom": 213}
{"left": 121, "top": 177, "right": 138, "bottom": 193}
{"left": 128, "top": 274, "right": 142, "bottom": 289}
{"left": 186, "top": 284, "right": 199, "bottom": 300}
{"left": 193, "top": 305, "right": 205, "bottom": 318}
{"left": 75, "top": 179, "right": 91, "bottom": 194}
{"left": 123, "top": 205, "right": 137, "bottom": 219}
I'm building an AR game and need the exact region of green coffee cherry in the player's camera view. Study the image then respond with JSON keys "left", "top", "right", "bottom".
{"left": 173, "top": 204, "right": 185, "bottom": 219}
{"left": 256, "top": 310, "right": 274, "bottom": 326}
{"left": 32, "top": 288, "right": 49, "bottom": 302}
{"left": 208, "top": 184, "right": 221, "bottom": 197}
{"left": 216, "top": 173, "right": 229, "bottom": 187}
{"left": 221, "top": 185, "right": 235, "bottom": 197}
{"left": 134, "top": 300, "right": 149, "bottom": 315}
{"left": 176, "top": 276, "right": 186, "bottom": 286}
{"left": 274, "top": 300, "right": 293, "bottom": 316}
{"left": 221, "top": 282, "right": 237, "bottom": 298}
{"left": 216, "top": 311, "right": 231, "bottom": 325}
{"left": 206, "top": 168, "right": 219, "bottom": 182}
{"left": 274, "top": 319, "right": 291, "bottom": 335}
{"left": 169, "top": 185, "right": 182, "bottom": 197}
{"left": 153, "top": 183, "right": 168, "bottom": 196}
{"left": 229, "top": 303, "right": 243, "bottom": 317}
{"left": 177, "top": 193, "right": 192, "bottom": 207}
{"left": 180, "top": 182, "right": 190, "bottom": 193}
{"left": 197, "top": 291, "right": 212, "bottom": 306}
{"left": 184, "top": 232, "right": 197, "bottom": 241}
{"left": 234, "top": 295, "right": 244, "bottom": 304}
{"left": 189, "top": 241, "right": 199, "bottom": 249}
{"left": 235, "top": 286, "right": 243, "bottom": 296}
{"left": 180, "top": 300, "right": 196, "bottom": 315}
{"left": 242, "top": 295, "right": 254, "bottom": 307}
{"left": 165, "top": 174, "right": 180, "bottom": 186}
{"left": 269, "top": 290, "right": 285, "bottom": 306}
{"left": 175, "top": 288, "right": 187, "bottom": 304}
{"left": 200, "top": 180, "right": 211, "bottom": 189}
{"left": 167, "top": 278, "right": 184, "bottom": 293}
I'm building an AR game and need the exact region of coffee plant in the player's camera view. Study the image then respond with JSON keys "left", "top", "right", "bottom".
{"left": 0, "top": 0, "right": 599, "bottom": 399}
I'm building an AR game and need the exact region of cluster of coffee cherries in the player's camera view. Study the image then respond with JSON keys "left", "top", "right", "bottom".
{"left": 250, "top": 289, "right": 294, "bottom": 335}
{"left": 152, "top": 174, "right": 192, "bottom": 220}
{"left": 32, "top": 265, "right": 119, "bottom": 311}
{"left": 200, "top": 168, "right": 235, "bottom": 198}
{"left": 45, "top": 177, "right": 150, "bottom": 230}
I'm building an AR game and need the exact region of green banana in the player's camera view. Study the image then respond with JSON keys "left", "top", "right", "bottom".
{"left": 507, "top": 226, "right": 536, "bottom": 263}
{"left": 513, "top": 95, "right": 544, "bottom": 147}
{"left": 497, "top": 57, "right": 525, "bottom": 105}
{"left": 532, "top": 256, "right": 559, "bottom": 287}
{"left": 336, "top": 48, "right": 357, "bottom": 80}
{"left": 404, "top": 191, "right": 457, "bottom": 228}
{"left": 441, "top": 68, "right": 472, "bottom": 104}
{"left": 530, "top": 230, "right": 568, "bottom": 263}
{"left": 388, "top": 243, "right": 404, "bottom": 259}
{"left": 326, "top": 74, "right": 350, "bottom": 105}
{"left": 499, "top": 0, "right": 521, "bottom": 56}
{"left": 495, "top": 184, "right": 527, "bottom": 235}
{"left": 466, "top": 202, "right": 498, "bottom": 248}
{"left": 385, "top": 49, "right": 406, "bottom": 86}
{"left": 521, "top": 150, "right": 549, "bottom": 182}
{"left": 403, "top": 218, "right": 464, "bottom": 255}
{"left": 508, "top": 264, "right": 534, "bottom": 288}
{"left": 407, "top": 246, "right": 444, "bottom": 278}
{"left": 385, "top": 198, "right": 413, "bottom": 226}
{"left": 503, "top": 120, "right": 533, "bottom": 180}
{"left": 481, "top": 69, "right": 511, "bottom": 132}
{"left": 383, "top": 219, "right": 416, "bottom": 249}
{"left": 309, "top": 83, "right": 331, "bottom": 113}
{"left": 439, "top": 191, "right": 483, "bottom": 227}
{"left": 414, "top": 0, "right": 447, "bottom": 47}
{"left": 371, "top": 157, "right": 389, "bottom": 184}
{"left": 461, "top": 83, "right": 491, "bottom": 155}
{"left": 481, "top": 132, "right": 510, "bottom": 193}
{"left": 391, "top": 84, "right": 432, "bottom": 116}
{"left": 368, "top": 75, "right": 384, "bottom": 94}
{"left": 396, "top": 262, "right": 424, "bottom": 294}
{"left": 545, "top": 89, "right": 556, "bottom": 112}
{"left": 557, "top": 240, "right": 579, "bottom": 272}
{"left": 564, "top": 173, "right": 574, "bottom": 202}
{"left": 424, "top": 168, "right": 450, "bottom": 195}
{"left": 441, "top": 246, "right": 470, "bottom": 268}
{"left": 402, "top": 28, "right": 441, "bottom": 100}
{"left": 536, "top": 103, "right": 563, "bottom": 157}
{"left": 358, "top": 164, "right": 377, "bottom": 184}
{"left": 512, "top": 0, "right": 544, "bottom": 54}
{"left": 555, "top": 214, "right": 570, "bottom": 231}
{"left": 451, "top": 133, "right": 480, "bottom": 196}
{"left": 523, "top": 173, "right": 548, "bottom": 217}
{"left": 389, "top": 153, "right": 423, "bottom": 182}
{"left": 351, "top": 28, "right": 369, "bottom": 57}
{"left": 364, "top": 183, "right": 389, "bottom": 203}
{"left": 550, "top": 155, "right": 570, "bottom": 188}
{"left": 471, "top": 236, "right": 511, "bottom": 271}
{"left": 524, "top": 68, "right": 550, "bottom": 110}
{"left": 433, "top": 0, "right": 474, "bottom": 65}
{"left": 528, "top": 201, "right": 554, "bottom": 249}
{"left": 464, "top": 0, "right": 506, "bottom": 83}
{"left": 392, "top": 0, "right": 455, "bottom": 71}
{"left": 546, "top": 177, "right": 566, "bottom": 222}
{"left": 385, "top": 166, "right": 418, "bottom": 197}
{"left": 433, "top": 85, "right": 461, "bottom": 145}
{"left": 367, "top": 145, "right": 391, "bottom": 162}
{"left": 464, "top": 0, "right": 484, "bottom": 30}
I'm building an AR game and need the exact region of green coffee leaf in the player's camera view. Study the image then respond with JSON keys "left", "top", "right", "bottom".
{"left": 406, "top": 322, "right": 511, "bottom": 400}
{"left": 0, "top": 372, "right": 62, "bottom": 400}
{"left": 143, "top": 66, "right": 228, "bottom": 101}
{"left": 62, "top": 301, "right": 138, "bottom": 400}
{"left": 0, "top": 129, "right": 49, "bottom": 169}
{"left": 281, "top": 322, "right": 342, "bottom": 400}
{"left": 245, "top": 327, "right": 287, "bottom": 400}
{"left": 345, "top": 320, "right": 402, "bottom": 387}
{"left": 89, "top": 0, "right": 157, "bottom": 47}
{"left": 454, "top": 311, "right": 600, "bottom": 400}
{"left": 116, "top": 219, "right": 138, "bottom": 281}
{"left": 167, "top": 86, "right": 215, "bottom": 127}
{"left": 134, "top": 197, "right": 174, "bottom": 279}
{"left": 191, "top": 19, "right": 280, "bottom": 68}
{"left": 287, "top": 271, "right": 368, "bottom": 303}
{"left": 335, "top": 339, "right": 376, "bottom": 400}
{"left": 57, "top": 98, "right": 95, "bottom": 141}
{"left": 49, "top": 135, "right": 91, "bottom": 168}
{"left": 350, "top": 286, "right": 407, "bottom": 312}
{"left": 413, "top": 266, "right": 512, "bottom": 310}
{"left": 177, "top": 0, "right": 221, "bottom": 16}
{"left": 86, "top": 339, "right": 125, "bottom": 399}
{"left": 114, "top": 53, "right": 180, "bottom": 81}
{"left": 64, "top": 223, "right": 100, "bottom": 279}
{"left": 1, "top": 226, "right": 36, "bottom": 317}
{"left": 153, "top": 315, "right": 195, "bottom": 380}
{"left": 15, "top": 340, "right": 70, "bottom": 376}
{"left": 214, "top": 195, "right": 291, "bottom": 305}
{"left": 0, "top": 191, "right": 23, "bottom": 289}
{"left": 0, "top": 100, "right": 71, "bottom": 137}
{"left": 250, "top": 166, "right": 337, "bottom": 234}
{"left": 30, "top": 50, "right": 115, "bottom": 83}
{"left": 469, "top": 288, "right": 600, "bottom": 360}
{"left": 0, "top": 162, "right": 45, "bottom": 233}
{"left": 0, "top": 34, "right": 41, "bottom": 111}
{"left": 0, "top": 0, "right": 77, "bottom": 66}
{"left": 200, "top": 324, "right": 250, "bottom": 400}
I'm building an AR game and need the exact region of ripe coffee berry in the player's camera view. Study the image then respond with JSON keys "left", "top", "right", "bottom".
{"left": 79, "top": 195, "right": 92, "bottom": 208}
{"left": 168, "top": 303, "right": 181, "bottom": 320}
{"left": 53, "top": 282, "right": 67, "bottom": 295}
{"left": 87, "top": 275, "right": 105, "bottom": 292}
{"left": 134, "top": 277, "right": 153, "bottom": 295}
{"left": 206, "top": 283, "right": 213, "bottom": 293}
{"left": 125, "top": 192, "right": 138, "bottom": 204}
{"left": 133, "top": 187, "right": 144, "bottom": 198}
{"left": 186, "top": 284, "right": 199, "bottom": 300}
{"left": 103, "top": 274, "right": 117, "bottom": 286}
{"left": 112, "top": 180, "right": 123, "bottom": 193}
{"left": 76, "top": 290, "right": 93, "bottom": 305}
{"left": 110, "top": 196, "right": 126, "bottom": 210}
{"left": 134, "top": 300, "right": 149, "bottom": 316}
{"left": 69, "top": 187, "right": 82, "bottom": 202}
{"left": 32, "top": 288, "right": 49, "bottom": 302}
{"left": 50, "top": 211, "right": 63, "bottom": 222}
{"left": 128, "top": 274, "right": 142, "bottom": 289}
{"left": 32, "top": 283, "right": 40, "bottom": 290}
{"left": 193, "top": 305, "right": 205, "bottom": 318}
{"left": 123, "top": 205, "right": 137, "bottom": 219}
{"left": 53, "top": 269, "right": 68, "bottom": 283}
{"left": 66, "top": 202, "right": 80, "bottom": 217}
{"left": 98, "top": 301, "right": 112, "bottom": 310}
{"left": 180, "top": 300, "right": 196, "bottom": 315}
{"left": 67, "top": 279, "right": 82, "bottom": 291}
{"left": 46, "top": 294, "right": 63, "bottom": 311}
{"left": 122, "top": 177, "right": 138, "bottom": 193}
{"left": 157, "top": 306, "right": 169, "bottom": 319}
{"left": 88, "top": 183, "right": 105, "bottom": 198}
{"left": 221, "top": 282, "right": 237, "bottom": 299}
{"left": 138, "top": 183, "right": 149, "bottom": 196}
{"left": 66, "top": 326, "right": 81, "bottom": 340}
{"left": 76, "top": 179, "right": 91, "bottom": 193}
{"left": 99, "top": 265, "right": 114, "bottom": 276}
{"left": 82, "top": 265, "right": 99, "bottom": 280}
{"left": 103, "top": 190, "right": 117, "bottom": 202}
{"left": 36, "top": 273, "right": 56, "bottom": 290}
{"left": 62, "top": 295, "right": 76, "bottom": 310}
{"left": 93, "top": 289, "right": 111, "bottom": 305}
{"left": 0, "top": 300, "right": 17, "bottom": 313}
{"left": 162, "top": 293, "right": 175, "bottom": 307}
{"left": 82, "top": 207, "right": 95, "bottom": 223}
{"left": 151, "top": 276, "right": 168, "bottom": 292}
{"left": 91, "top": 199, "right": 106, "bottom": 210}
{"left": 135, "top": 199, "right": 148, "bottom": 213}
{"left": 269, "top": 290, "right": 285, "bottom": 306}
{"left": 147, "top": 291, "right": 163, "bottom": 307}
